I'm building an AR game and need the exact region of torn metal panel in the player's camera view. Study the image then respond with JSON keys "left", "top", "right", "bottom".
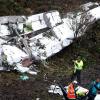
{"left": 0, "top": 25, "right": 10, "bottom": 36}
{"left": 29, "top": 31, "right": 62, "bottom": 60}
{"left": 2, "top": 45, "right": 28, "bottom": 65}
{"left": 43, "top": 10, "right": 62, "bottom": 28}
{"left": 80, "top": 2, "right": 99, "bottom": 11}
{"left": 26, "top": 12, "right": 48, "bottom": 32}
{"left": 48, "top": 85, "right": 63, "bottom": 95}
{"left": 0, "top": 16, "right": 25, "bottom": 24}
{"left": 89, "top": 6, "right": 100, "bottom": 20}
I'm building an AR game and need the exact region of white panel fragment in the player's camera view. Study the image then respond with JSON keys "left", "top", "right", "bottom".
{"left": 44, "top": 11, "right": 62, "bottom": 28}
{"left": 94, "top": 94, "right": 100, "bottom": 100}
{"left": 2, "top": 45, "right": 28, "bottom": 65}
{"left": 27, "top": 13, "right": 47, "bottom": 31}
{"left": 0, "top": 25, "right": 10, "bottom": 36}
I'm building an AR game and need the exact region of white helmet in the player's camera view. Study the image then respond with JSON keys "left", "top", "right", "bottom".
{"left": 73, "top": 80, "right": 78, "bottom": 84}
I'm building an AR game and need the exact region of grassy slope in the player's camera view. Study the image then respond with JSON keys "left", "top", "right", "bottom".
{"left": 0, "top": 0, "right": 100, "bottom": 100}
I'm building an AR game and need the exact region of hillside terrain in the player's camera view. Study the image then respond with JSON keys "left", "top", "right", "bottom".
{"left": 0, "top": 0, "right": 100, "bottom": 100}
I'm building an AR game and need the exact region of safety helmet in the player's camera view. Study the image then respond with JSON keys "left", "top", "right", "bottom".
{"left": 73, "top": 80, "right": 78, "bottom": 84}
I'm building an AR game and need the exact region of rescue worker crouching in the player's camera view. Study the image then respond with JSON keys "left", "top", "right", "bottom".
{"left": 60, "top": 80, "right": 87, "bottom": 100}
{"left": 88, "top": 78, "right": 100, "bottom": 100}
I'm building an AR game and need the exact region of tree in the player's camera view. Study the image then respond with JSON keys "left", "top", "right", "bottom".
{"left": 64, "top": 9, "right": 96, "bottom": 41}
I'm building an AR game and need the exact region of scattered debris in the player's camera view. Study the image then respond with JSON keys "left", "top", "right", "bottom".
{"left": 48, "top": 85, "right": 63, "bottom": 95}
{"left": 48, "top": 84, "right": 89, "bottom": 98}
{"left": 19, "top": 74, "right": 29, "bottom": 80}
{"left": 94, "top": 94, "right": 100, "bottom": 100}
{"left": 36, "top": 98, "right": 40, "bottom": 100}
{"left": 0, "top": 2, "right": 100, "bottom": 75}
{"left": 80, "top": 2, "right": 99, "bottom": 11}
{"left": 49, "top": 81, "right": 100, "bottom": 100}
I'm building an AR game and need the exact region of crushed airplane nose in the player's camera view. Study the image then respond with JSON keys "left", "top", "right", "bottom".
{"left": 0, "top": 2, "right": 100, "bottom": 74}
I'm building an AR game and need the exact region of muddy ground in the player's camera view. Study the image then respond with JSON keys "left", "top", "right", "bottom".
{"left": 0, "top": 0, "right": 100, "bottom": 100}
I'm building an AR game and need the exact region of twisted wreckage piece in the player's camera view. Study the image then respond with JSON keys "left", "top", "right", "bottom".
{"left": 0, "top": 2, "right": 100, "bottom": 74}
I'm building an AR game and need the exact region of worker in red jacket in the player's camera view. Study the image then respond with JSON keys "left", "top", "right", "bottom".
{"left": 59, "top": 81, "right": 78, "bottom": 100}
{"left": 67, "top": 81, "right": 77, "bottom": 99}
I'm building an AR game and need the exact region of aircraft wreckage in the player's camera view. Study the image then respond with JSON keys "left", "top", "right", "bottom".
{"left": 0, "top": 2, "right": 100, "bottom": 74}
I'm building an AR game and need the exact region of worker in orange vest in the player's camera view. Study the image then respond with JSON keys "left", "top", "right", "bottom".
{"left": 67, "top": 81, "right": 77, "bottom": 99}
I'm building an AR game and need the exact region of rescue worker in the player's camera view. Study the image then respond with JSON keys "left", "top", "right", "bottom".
{"left": 76, "top": 86, "right": 89, "bottom": 100}
{"left": 88, "top": 78, "right": 100, "bottom": 100}
{"left": 71, "top": 57, "right": 84, "bottom": 84}
{"left": 67, "top": 81, "right": 77, "bottom": 100}
{"left": 59, "top": 83, "right": 69, "bottom": 100}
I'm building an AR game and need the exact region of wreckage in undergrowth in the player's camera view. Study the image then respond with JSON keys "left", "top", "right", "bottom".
{"left": 48, "top": 84, "right": 100, "bottom": 100}
{"left": 0, "top": 2, "right": 100, "bottom": 74}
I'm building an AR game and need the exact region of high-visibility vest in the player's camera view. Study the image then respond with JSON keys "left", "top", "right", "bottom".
{"left": 74, "top": 60, "right": 83, "bottom": 71}
{"left": 67, "top": 83, "right": 76, "bottom": 99}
